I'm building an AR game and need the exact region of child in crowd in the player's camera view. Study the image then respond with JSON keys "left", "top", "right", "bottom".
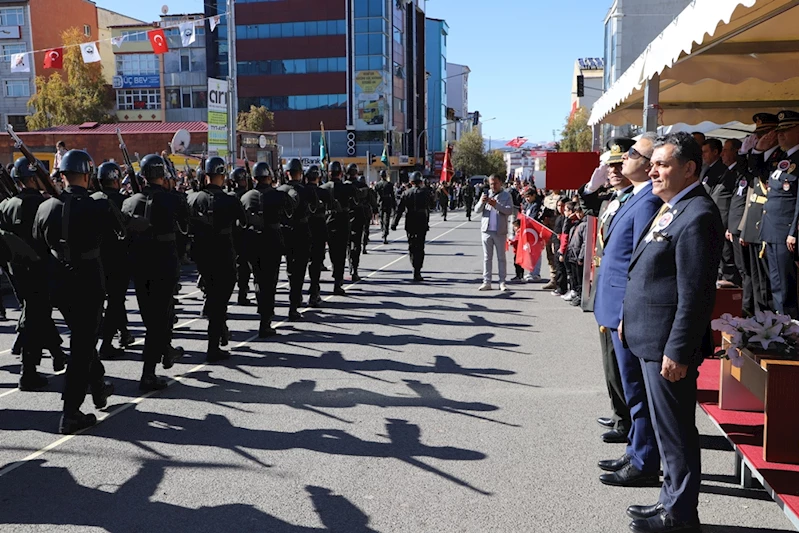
{"left": 565, "top": 205, "right": 587, "bottom": 307}
{"left": 551, "top": 199, "right": 573, "bottom": 297}
{"left": 508, "top": 218, "right": 525, "bottom": 282}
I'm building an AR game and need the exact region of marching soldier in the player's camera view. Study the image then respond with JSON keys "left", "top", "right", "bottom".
{"left": 374, "top": 169, "right": 395, "bottom": 244}
{"left": 362, "top": 175, "right": 378, "bottom": 252}
{"left": 187, "top": 157, "right": 246, "bottom": 360}
{"left": 122, "top": 154, "right": 189, "bottom": 390}
{"left": 92, "top": 162, "right": 134, "bottom": 359}
{"left": 437, "top": 182, "right": 450, "bottom": 221}
{"left": 240, "top": 162, "right": 291, "bottom": 336}
{"left": 305, "top": 165, "right": 331, "bottom": 307}
{"left": 33, "top": 150, "right": 121, "bottom": 434}
{"left": 460, "top": 179, "right": 475, "bottom": 221}
{"left": 278, "top": 159, "right": 311, "bottom": 320}
{"left": 391, "top": 171, "right": 433, "bottom": 282}
{"left": 345, "top": 163, "right": 368, "bottom": 280}
{"left": 321, "top": 161, "right": 356, "bottom": 295}
{"left": 231, "top": 167, "right": 252, "bottom": 305}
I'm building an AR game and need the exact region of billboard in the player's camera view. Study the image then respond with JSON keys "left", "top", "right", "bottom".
{"left": 354, "top": 70, "right": 386, "bottom": 131}
{"left": 207, "top": 77, "right": 228, "bottom": 157}
{"left": 113, "top": 75, "right": 160, "bottom": 89}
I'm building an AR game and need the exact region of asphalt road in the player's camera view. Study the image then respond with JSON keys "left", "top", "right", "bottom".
{"left": 0, "top": 210, "right": 794, "bottom": 532}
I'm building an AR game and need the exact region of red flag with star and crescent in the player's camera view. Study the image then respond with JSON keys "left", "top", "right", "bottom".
{"left": 516, "top": 213, "right": 553, "bottom": 271}
{"left": 440, "top": 143, "right": 454, "bottom": 182}
{"left": 148, "top": 29, "right": 169, "bottom": 54}
{"left": 43, "top": 48, "right": 63, "bottom": 69}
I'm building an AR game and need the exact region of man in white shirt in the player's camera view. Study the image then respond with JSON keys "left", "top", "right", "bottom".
{"left": 475, "top": 174, "right": 513, "bottom": 291}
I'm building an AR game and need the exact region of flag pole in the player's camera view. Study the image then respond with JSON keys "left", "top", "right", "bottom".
{"left": 227, "top": 0, "right": 238, "bottom": 169}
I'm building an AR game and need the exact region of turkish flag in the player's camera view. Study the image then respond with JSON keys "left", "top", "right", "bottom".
{"left": 43, "top": 48, "right": 63, "bottom": 69}
{"left": 505, "top": 137, "right": 528, "bottom": 149}
{"left": 148, "top": 29, "right": 169, "bottom": 54}
{"left": 516, "top": 213, "right": 553, "bottom": 271}
{"left": 441, "top": 144, "right": 454, "bottom": 182}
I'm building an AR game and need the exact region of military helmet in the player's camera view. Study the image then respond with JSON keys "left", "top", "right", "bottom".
{"left": 252, "top": 161, "right": 272, "bottom": 178}
{"left": 11, "top": 157, "right": 36, "bottom": 180}
{"left": 346, "top": 163, "right": 358, "bottom": 176}
{"left": 205, "top": 156, "right": 226, "bottom": 176}
{"left": 230, "top": 167, "right": 248, "bottom": 183}
{"left": 286, "top": 158, "right": 303, "bottom": 174}
{"left": 59, "top": 150, "right": 94, "bottom": 175}
{"left": 379, "top": 169, "right": 388, "bottom": 179}
{"left": 328, "top": 161, "right": 343, "bottom": 175}
{"left": 140, "top": 154, "right": 166, "bottom": 181}
{"left": 306, "top": 165, "right": 320, "bottom": 180}
{"left": 98, "top": 161, "right": 122, "bottom": 182}
{"left": 410, "top": 171, "right": 424, "bottom": 183}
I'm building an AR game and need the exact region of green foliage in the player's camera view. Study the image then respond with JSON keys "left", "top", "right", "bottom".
{"left": 237, "top": 105, "right": 274, "bottom": 132}
{"left": 452, "top": 129, "right": 507, "bottom": 178}
{"left": 27, "top": 27, "right": 114, "bottom": 130}
{"left": 559, "top": 107, "right": 593, "bottom": 152}
{"left": 485, "top": 150, "right": 507, "bottom": 177}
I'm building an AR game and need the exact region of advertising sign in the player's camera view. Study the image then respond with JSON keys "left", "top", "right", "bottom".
{"left": 353, "top": 70, "right": 386, "bottom": 131}
{"left": 112, "top": 75, "right": 160, "bottom": 89}
{"left": 207, "top": 77, "right": 229, "bottom": 157}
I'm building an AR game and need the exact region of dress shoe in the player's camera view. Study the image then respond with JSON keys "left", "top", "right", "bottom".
{"left": 139, "top": 374, "right": 169, "bottom": 391}
{"left": 629, "top": 510, "right": 700, "bottom": 533}
{"left": 206, "top": 349, "right": 231, "bottom": 363}
{"left": 333, "top": 285, "right": 346, "bottom": 296}
{"left": 627, "top": 503, "right": 664, "bottom": 520}
{"left": 119, "top": 330, "right": 135, "bottom": 347}
{"left": 59, "top": 411, "right": 97, "bottom": 434}
{"left": 598, "top": 453, "right": 630, "bottom": 472}
{"left": 91, "top": 381, "right": 115, "bottom": 409}
{"left": 602, "top": 428, "right": 628, "bottom": 443}
{"left": 19, "top": 372, "right": 48, "bottom": 391}
{"left": 162, "top": 346, "right": 184, "bottom": 370}
{"left": 599, "top": 463, "right": 659, "bottom": 487}
{"left": 597, "top": 417, "right": 615, "bottom": 429}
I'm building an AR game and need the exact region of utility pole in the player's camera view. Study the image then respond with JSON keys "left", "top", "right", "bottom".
{"left": 227, "top": 0, "right": 238, "bottom": 166}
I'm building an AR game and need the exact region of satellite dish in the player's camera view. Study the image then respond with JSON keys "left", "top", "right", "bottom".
{"left": 170, "top": 129, "right": 191, "bottom": 154}
{"left": 161, "top": 4, "right": 169, "bottom": 14}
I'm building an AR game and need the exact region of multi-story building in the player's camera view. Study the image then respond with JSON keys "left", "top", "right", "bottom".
{"left": 98, "top": 7, "right": 144, "bottom": 85}
{"left": 445, "top": 61, "right": 469, "bottom": 144}
{"left": 109, "top": 14, "right": 208, "bottom": 123}
{"left": 425, "top": 18, "right": 447, "bottom": 154}
{"left": 205, "top": 0, "right": 428, "bottom": 176}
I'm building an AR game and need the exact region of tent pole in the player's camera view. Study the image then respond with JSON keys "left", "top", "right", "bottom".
{"left": 643, "top": 73, "right": 660, "bottom": 133}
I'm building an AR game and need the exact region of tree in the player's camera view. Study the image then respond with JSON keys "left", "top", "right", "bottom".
{"left": 451, "top": 129, "right": 506, "bottom": 177}
{"left": 485, "top": 150, "right": 507, "bottom": 177}
{"left": 27, "top": 27, "right": 113, "bottom": 130}
{"left": 559, "top": 106, "right": 593, "bottom": 152}
{"left": 237, "top": 105, "right": 274, "bottom": 132}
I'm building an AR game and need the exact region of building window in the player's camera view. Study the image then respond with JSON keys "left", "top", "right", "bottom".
{"left": 6, "top": 115, "right": 27, "bottom": 133}
{"left": 84, "top": 25, "right": 91, "bottom": 37}
{"left": 116, "top": 89, "right": 161, "bottom": 110}
{"left": 116, "top": 54, "right": 158, "bottom": 76}
{"left": 237, "top": 57, "right": 346, "bottom": 76}
{"left": 120, "top": 30, "right": 149, "bottom": 42}
{"left": 4, "top": 80, "right": 29, "bottom": 98}
{"left": 1, "top": 44, "right": 26, "bottom": 62}
{"left": 0, "top": 7, "right": 24, "bottom": 26}
{"left": 239, "top": 94, "right": 346, "bottom": 112}
{"left": 166, "top": 86, "right": 207, "bottom": 109}
{"left": 393, "top": 25, "right": 402, "bottom": 44}
{"left": 235, "top": 19, "right": 345, "bottom": 40}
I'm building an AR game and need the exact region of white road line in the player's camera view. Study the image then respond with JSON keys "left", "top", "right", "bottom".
{"left": 0, "top": 216, "right": 470, "bottom": 478}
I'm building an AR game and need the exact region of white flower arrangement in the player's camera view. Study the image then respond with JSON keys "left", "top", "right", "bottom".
{"left": 711, "top": 311, "right": 799, "bottom": 367}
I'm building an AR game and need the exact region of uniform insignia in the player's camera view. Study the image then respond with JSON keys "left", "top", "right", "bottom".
{"left": 656, "top": 212, "right": 674, "bottom": 230}
{"left": 778, "top": 160, "right": 791, "bottom": 172}
{"left": 784, "top": 181, "right": 792, "bottom": 191}
{"left": 739, "top": 179, "right": 747, "bottom": 189}
{"left": 789, "top": 164, "right": 797, "bottom": 175}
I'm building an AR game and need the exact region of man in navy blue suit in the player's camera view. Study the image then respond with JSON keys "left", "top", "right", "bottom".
{"left": 622, "top": 132, "right": 723, "bottom": 533}
{"left": 590, "top": 133, "right": 663, "bottom": 488}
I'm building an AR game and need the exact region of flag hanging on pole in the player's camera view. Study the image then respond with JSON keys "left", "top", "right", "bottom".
{"left": 10, "top": 53, "right": 30, "bottom": 73}
{"left": 380, "top": 143, "right": 389, "bottom": 166}
{"left": 43, "top": 48, "right": 63, "bottom": 69}
{"left": 319, "top": 121, "right": 329, "bottom": 167}
{"left": 440, "top": 143, "right": 454, "bottom": 182}
{"left": 148, "top": 29, "right": 169, "bottom": 54}
{"left": 210, "top": 15, "right": 221, "bottom": 32}
{"left": 111, "top": 34, "right": 128, "bottom": 47}
{"left": 180, "top": 22, "right": 196, "bottom": 47}
{"left": 516, "top": 213, "right": 553, "bottom": 271}
{"left": 80, "top": 42, "right": 101, "bottom": 63}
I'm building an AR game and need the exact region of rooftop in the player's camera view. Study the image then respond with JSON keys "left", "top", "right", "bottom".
{"left": 18, "top": 122, "right": 209, "bottom": 135}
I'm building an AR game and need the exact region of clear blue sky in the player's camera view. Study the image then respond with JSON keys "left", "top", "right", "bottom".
{"left": 93, "top": 0, "right": 609, "bottom": 143}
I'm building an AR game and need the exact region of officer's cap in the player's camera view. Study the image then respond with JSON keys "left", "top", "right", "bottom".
{"left": 753, "top": 113, "right": 779, "bottom": 134}
{"left": 776, "top": 110, "right": 799, "bottom": 132}
{"left": 606, "top": 138, "right": 635, "bottom": 164}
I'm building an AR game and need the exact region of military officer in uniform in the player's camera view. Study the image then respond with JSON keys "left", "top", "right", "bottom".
{"left": 460, "top": 179, "right": 475, "bottom": 221}
{"left": 321, "top": 161, "right": 356, "bottom": 295}
{"left": 759, "top": 111, "right": 799, "bottom": 317}
{"left": 374, "top": 169, "right": 395, "bottom": 244}
{"left": 122, "top": 154, "right": 189, "bottom": 390}
{"left": 230, "top": 167, "right": 252, "bottom": 306}
{"left": 362, "top": 174, "right": 377, "bottom": 252}
{"left": 305, "top": 165, "right": 331, "bottom": 307}
{"left": 392, "top": 171, "right": 433, "bottom": 281}
{"left": 240, "top": 162, "right": 291, "bottom": 336}
{"left": 92, "top": 162, "right": 134, "bottom": 359}
{"left": 33, "top": 150, "right": 121, "bottom": 434}
{"left": 345, "top": 163, "right": 368, "bottom": 280}
{"left": 278, "top": 159, "right": 312, "bottom": 320}
{"left": 188, "top": 157, "right": 247, "bottom": 360}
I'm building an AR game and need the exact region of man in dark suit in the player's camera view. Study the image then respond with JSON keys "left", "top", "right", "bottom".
{"left": 591, "top": 134, "right": 663, "bottom": 488}
{"left": 711, "top": 139, "right": 744, "bottom": 288}
{"left": 721, "top": 139, "right": 754, "bottom": 313}
{"left": 622, "top": 132, "right": 723, "bottom": 533}
{"left": 699, "top": 138, "right": 725, "bottom": 189}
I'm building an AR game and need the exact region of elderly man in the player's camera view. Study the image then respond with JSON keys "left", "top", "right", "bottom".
{"left": 622, "top": 132, "right": 723, "bottom": 533}
{"left": 476, "top": 174, "right": 513, "bottom": 291}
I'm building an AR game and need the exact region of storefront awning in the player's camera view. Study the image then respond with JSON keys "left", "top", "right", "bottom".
{"left": 589, "top": 0, "right": 799, "bottom": 127}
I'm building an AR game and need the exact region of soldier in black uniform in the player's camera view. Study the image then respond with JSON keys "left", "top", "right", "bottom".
{"left": 230, "top": 167, "right": 252, "bottom": 305}
{"left": 437, "top": 183, "right": 450, "bottom": 221}
{"left": 122, "top": 154, "right": 189, "bottom": 390}
{"left": 240, "top": 162, "right": 291, "bottom": 336}
{"left": 346, "top": 163, "right": 368, "bottom": 280}
{"left": 321, "top": 161, "right": 355, "bottom": 295}
{"left": 92, "top": 162, "right": 134, "bottom": 359}
{"left": 362, "top": 175, "right": 378, "bottom": 252}
{"left": 33, "top": 150, "right": 121, "bottom": 434}
{"left": 392, "top": 171, "right": 433, "bottom": 281}
{"left": 0, "top": 157, "right": 65, "bottom": 389}
{"left": 305, "top": 165, "right": 331, "bottom": 307}
{"left": 277, "top": 159, "right": 311, "bottom": 320}
{"left": 374, "top": 170, "right": 395, "bottom": 244}
{"left": 187, "top": 157, "right": 246, "bottom": 360}
{"left": 460, "top": 179, "right": 475, "bottom": 221}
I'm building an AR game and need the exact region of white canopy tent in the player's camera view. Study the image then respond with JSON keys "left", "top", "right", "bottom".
{"left": 589, "top": 0, "right": 799, "bottom": 129}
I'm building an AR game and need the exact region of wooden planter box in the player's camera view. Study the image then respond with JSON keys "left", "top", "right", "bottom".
{"left": 719, "top": 333, "right": 799, "bottom": 464}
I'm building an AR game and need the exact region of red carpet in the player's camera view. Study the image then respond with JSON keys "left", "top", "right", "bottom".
{"left": 698, "top": 358, "right": 799, "bottom": 526}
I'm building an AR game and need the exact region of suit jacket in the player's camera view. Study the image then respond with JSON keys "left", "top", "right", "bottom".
{"left": 475, "top": 189, "right": 513, "bottom": 236}
{"left": 709, "top": 164, "right": 739, "bottom": 228}
{"left": 593, "top": 182, "right": 662, "bottom": 329}
{"left": 727, "top": 159, "right": 752, "bottom": 235}
{"left": 622, "top": 185, "right": 724, "bottom": 365}
{"left": 700, "top": 159, "right": 726, "bottom": 189}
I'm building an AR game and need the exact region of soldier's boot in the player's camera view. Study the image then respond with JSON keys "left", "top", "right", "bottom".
{"left": 309, "top": 292, "right": 322, "bottom": 308}
{"left": 99, "top": 339, "right": 124, "bottom": 360}
{"left": 207, "top": 323, "right": 230, "bottom": 363}
{"left": 288, "top": 307, "right": 303, "bottom": 321}
{"left": 59, "top": 411, "right": 97, "bottom": 435}
{"left": 383, "top": 236, "right": 389, "bottom": 244}
{"left": 91, "top": 380, "right": 115, "bottom": 409}
{"left": 51, "top": 346, "right": 67, "bottom": 373}
{"left": 162, "top": 345, "right": 184, "bottom": 370}
{"left": 258, "top": 319, "right": 277, "bottom": 338}
{"left": 237, "top": 288, "right": 249, "bottom": 306}
{"left": 139, "top": 373, "right": 169, "bottom": 391}
{"left": 220, "top": 323, "right": 229, "bottom": 346}
{"left": 19, "top": 361, "right": 48, "bottom": 392}
{"left": 413, "top": 270, "right": 425, "bottom": 282}
{"left": 119, "top": 329, "right": 135, "bottom": 348}
{"left": 333, "top": 281, "right": 346, "bottom": 296}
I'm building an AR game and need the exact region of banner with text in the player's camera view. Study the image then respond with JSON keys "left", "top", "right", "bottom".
{"left": 207, "top": 77, "right": 229, "bottom": 157}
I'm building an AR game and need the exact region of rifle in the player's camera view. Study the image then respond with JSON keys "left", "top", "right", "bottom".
{"left": 242, "top": 147, "right": 253, "bottom": 191}
{"left": 6, "top": 125, "right": 59, "bottom": 197}
{"left": 0, "top": 162, "right": 18, "bottom": 200}
{"left": 116, "top": 128, "right": 142, "bottom": 194}
{"left": 165, "top": 143, "right": 180, "bottom": 180}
